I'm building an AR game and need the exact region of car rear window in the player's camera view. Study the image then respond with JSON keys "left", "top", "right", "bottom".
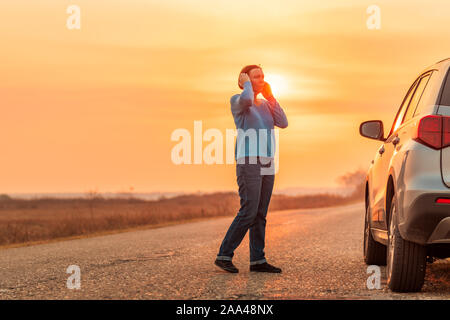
{"left": 440, "top": 68, "right": 450, "bottom": 106}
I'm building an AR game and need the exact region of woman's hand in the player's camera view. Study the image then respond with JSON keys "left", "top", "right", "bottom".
{"left": 239, "top": 73, "right": 250, "bottom": 88}
{"left": 261, "top": 82, "right": 274, "bottom": 100}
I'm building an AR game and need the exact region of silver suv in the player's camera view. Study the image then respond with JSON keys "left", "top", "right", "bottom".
{"left": 360, "top": 58, "right": 450, "bottom": 292}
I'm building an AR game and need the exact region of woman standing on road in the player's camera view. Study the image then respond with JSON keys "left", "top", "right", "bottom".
{"left": 215, "top": 64, "right": 288, "bottom": 273}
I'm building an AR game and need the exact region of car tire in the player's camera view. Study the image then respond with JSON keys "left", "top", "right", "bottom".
{"left": 364, "top": 202, "right": 387, "bottom": 265}
{"left": 386, "top": 195, "right": 427, "bottom": 292}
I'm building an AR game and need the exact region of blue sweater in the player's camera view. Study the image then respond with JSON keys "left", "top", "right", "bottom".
{"left": 230, "top": 81, "right": 288, "bottom": 160}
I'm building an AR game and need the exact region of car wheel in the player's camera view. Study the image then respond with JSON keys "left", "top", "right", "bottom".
{"left": 386, "top": 195, "right": 427, "bottom": 292}
{"left": 364, "top": 202, "right": 387, "bottom": 265}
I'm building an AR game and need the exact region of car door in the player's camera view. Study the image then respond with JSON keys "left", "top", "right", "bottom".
{"left": 370, "top": 77, "right": 419, "bottom": 228}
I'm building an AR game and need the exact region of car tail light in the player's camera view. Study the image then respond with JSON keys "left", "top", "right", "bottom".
{"left": 415, "top": 115, "right": 450, "bottom": 149}
{"left": 436, "top": 198, "right": 450, "bottom": 204}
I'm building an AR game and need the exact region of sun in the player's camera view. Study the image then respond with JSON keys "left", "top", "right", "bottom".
{"left": 264, "top": 73, "right": 289, "bottom": 98}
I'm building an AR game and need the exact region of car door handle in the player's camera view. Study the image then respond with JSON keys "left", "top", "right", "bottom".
{"left": 379, "top": 146, "right": 385, "bottom": 155}
{"left": 392, "top": 136, "right": 400, "bottom": 146}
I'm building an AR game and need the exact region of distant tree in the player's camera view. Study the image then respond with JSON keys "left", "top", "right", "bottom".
{"left": 0, "top": 194, "right": 12, "bottom": 201}
{"left": 336, "top": 168, "right": 367, "bottom": 199}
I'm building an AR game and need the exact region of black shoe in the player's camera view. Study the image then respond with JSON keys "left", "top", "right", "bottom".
{"left": 215, "top": 259, "right": 239, "bottom": 273}
{"left": 250, "top": 262, "right": 282, "bottom": 273}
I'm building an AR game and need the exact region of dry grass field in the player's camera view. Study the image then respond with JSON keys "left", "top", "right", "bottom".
{"left": 0, "top": 183, "right": 364, "bottom": 246}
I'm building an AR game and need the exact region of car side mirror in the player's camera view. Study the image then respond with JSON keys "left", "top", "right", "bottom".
{"left": 359, "top": 120, "right": 385, "bottom": 141}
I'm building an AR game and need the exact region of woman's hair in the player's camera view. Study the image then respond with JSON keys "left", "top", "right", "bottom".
{"left": 238, "top": 64, "right": 262, "bottom": 89}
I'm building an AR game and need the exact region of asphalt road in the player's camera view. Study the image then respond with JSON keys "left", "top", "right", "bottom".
{"left": 0, "top": 202, "right": 449, "bottom": 299}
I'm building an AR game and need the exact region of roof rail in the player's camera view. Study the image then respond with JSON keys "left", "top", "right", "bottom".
{"left": 436, "top": 57, "right": 450, "bottom": 64}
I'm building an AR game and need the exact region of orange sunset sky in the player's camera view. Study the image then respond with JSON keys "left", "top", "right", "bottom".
{"left": 1, "top": 0, "right": 450, "bottom": 194}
